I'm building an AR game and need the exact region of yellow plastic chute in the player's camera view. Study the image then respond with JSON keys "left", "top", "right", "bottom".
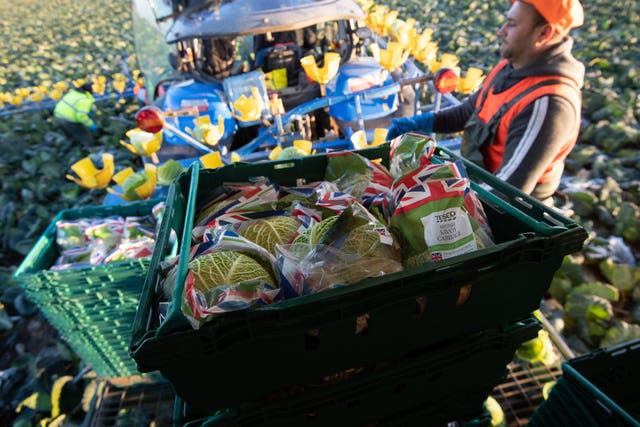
{"left": 457, "top": 67, "right": 485, "bottom": 94}
{"left": 378, "top": 42, "right": 410, "bottom": 71}
{"left": 294, "top": 139, "right": 312, "bottom": 154}
{"left": 413, "top": 41, "right": 439, "bottom": 67}
{"left": 350, "top": 128, "right": 388, "bottom": 150}
{"left": 120, "top": 128, "right": 162, "bottom": 162}
{"left": 365, "top": 5, "right": 389, "bottom": 36}
{"left": 429, "top": 53, "right": 461, "bottom": 75}
{"left": 108, "top": 164, "right": 157, "bottom": 200}
{"left": 300, "top": 53, "right": 341, "bottom": 85}
{"left": 268, "top": 140, "right": 313, "bottom": 160}
{"left": 230, "top": 152, "right": 242, "bottom": 163}
{"left": 199, "top": 151, "right": 224, "bottom": 169}
{"left": 268, "top": 145, "right": 282, "bottom": 161}
{"left": 65, "top": 153, "right": 115, "bottom": 189}
{"left": 232, "top": 87, "right": 263, "bottom": 122}
{"left": 410, "top": 29, "right": 438, "bottom": 66}
{"left": 186, "top": 115, "right": 225, "bottom": 146}
{"left": 390, "top": 18, "right": 417, "bottom": 51}
{"left": 372, "top": 128, "right": 388, "bottom": 146}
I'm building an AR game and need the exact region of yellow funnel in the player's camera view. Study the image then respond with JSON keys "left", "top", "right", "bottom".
{"left": 390, "top": 18, "right": 417, "bottom": 51}
{"left": 200, "top": 151, "right": 224, "bottom": 169}
{"left": 457, "top": 67, "right": 485, "bottom": 94}
{"left": 230, "top": 152, "right": 242, "bottom": 163}
{"left": 365, "top": 5, "right": 388, "bottom": 35}
{"left": 293, "top": 139, "right": 312, "bottom": 154}
{"left": 378, "top": 42, "right": 410, "bottom": 71}
{"left": 232, "top": 87, "right": 263, "bottom": 122}
{"left": 269, "top": 141, "right": 312, "bottom": 160}
{"left": 350, "top": 130, "right": 367, "bottom": 150}
{"left": 65, "top": 153, "right": 115, "bottom": 189}
{"left": 372, "top": 128, "right": 388, "bottom": 146}
{"left": 300, "top": 53, "right": 341, "bottom": 85}
{"left": 108, "top": 164, "right": 157, "bottom": 201}
{"left": 382, "top": 9, "right": 399, "bottom": 37}
{"left": 413, "top": 41, "right": 438, "bottom": 66}
{"left": 186, "top": 115, "right": 225, "bottom": 146}
{"left": 268, "top": 145, "right": 282, "bottom": 161}
{"left": 350, "top": 128, "right": 388, "bottom": 150}
{"left": 429, "top": 53, "right": 460, "bottom": 75}
{"left": 120, "top": 128, "right": 162, "bottom": 158}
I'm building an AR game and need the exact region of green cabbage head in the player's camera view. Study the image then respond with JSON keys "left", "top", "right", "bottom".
{"left": 157, "top": 159, "right": 185, "bottom": 186}
{"left": 188, "top": 251, "right": 275, "bottom": 293}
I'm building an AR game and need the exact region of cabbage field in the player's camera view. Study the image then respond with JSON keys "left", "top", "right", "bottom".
{"left": 1, "top": 0, "right": 639, "bottom": 425}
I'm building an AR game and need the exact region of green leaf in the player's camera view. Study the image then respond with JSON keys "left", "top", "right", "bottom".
{"left": 570, "top": 281, "right": 619, "bottom": 302}
{"left": 587, "top": 303, "right": 611, "bottom": 321}
{"left": 599, "top": 258, "right": 640, "bottom": 292}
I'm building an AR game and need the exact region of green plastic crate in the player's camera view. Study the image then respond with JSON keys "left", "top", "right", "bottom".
{"left": 14, "top": 199, "right": 163, "bottom": 378}
{"left": 130, "top": 145, "right": 587, "bottom": 411}
{"left": 530, "top": 339, "right": 640, "bottom": 427}
{"left": 172, "top": 318, "right": 539, "bottom": 427}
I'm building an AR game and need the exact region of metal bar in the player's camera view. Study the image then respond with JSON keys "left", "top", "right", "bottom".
{"left": 354, "top": 94, "right": 365, "bottom": 131}
{"left": 236, "top": 82, "right": 401, "bottom": 156}
{"left": 537, "top": 310, "right": 576, "bottom": 360}
{"left": 163, "top": 122, "right": 213, "bottom": 154}
{"left": 492, "top": 363, "right": 563, "bottom": 426}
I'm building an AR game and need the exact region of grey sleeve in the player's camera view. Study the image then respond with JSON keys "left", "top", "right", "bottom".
{"left": 494, "top": 95, "right": 579, "bottom": 195}
{"left": 432, "top": 91, "right": 478, "bottom": 134}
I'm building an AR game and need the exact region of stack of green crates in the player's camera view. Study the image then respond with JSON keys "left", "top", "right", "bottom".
{"left": 14, "top": 199, "right": 163, "bottom": 378}
{"left": 530, "top": 338, "right": 640, "bottom": 427}
{"left": 172, "top": 318, "right": 539, "bottom": 426}
{"left": 130, "top": 144, "right": 587, "bottom": 421}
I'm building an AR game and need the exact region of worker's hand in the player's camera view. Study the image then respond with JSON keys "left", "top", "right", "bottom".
{"left": 89, "top": 124, "right": 98, "bottom": 132}
{"left": 386, "top": 112, "right": 435, "bottom": 141}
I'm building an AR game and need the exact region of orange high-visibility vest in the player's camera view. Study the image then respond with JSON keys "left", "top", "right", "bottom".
{"left": 473, "top": 60, "right": 581, "bottom": 183}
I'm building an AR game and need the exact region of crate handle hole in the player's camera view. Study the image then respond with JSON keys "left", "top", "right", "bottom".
{"left": 274, "top": 162, "right": 295, "bottom": 170}
{"left": 305, "top": 329, "right": 320, "bottom": 350}
{"left": 413, "top": 296, "right": 427, "bottom": 319}
{"left": 456, "top": 285, "right": 472, "bottom": 306}
{"left": 355, "top": 314, "right": 370, "bottom": 335}
{"left": 394, "top": 383, "right": 406, "bottom": 393}
{"left": 542, "top": 211, "right": 564, "bottom": 226}
{"left": 514, "top": 196, "right": 534, "bottom": 211}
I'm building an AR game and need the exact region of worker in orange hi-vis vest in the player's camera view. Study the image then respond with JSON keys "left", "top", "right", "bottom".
{"left": 388, "top": 0, "right": 585, "bottom": 206}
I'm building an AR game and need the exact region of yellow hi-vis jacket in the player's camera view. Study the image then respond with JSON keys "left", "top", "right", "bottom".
{"left": 53, "top": 89, "right": 95, "bottom": 127}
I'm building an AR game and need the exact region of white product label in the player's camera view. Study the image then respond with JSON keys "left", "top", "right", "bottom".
{"left": 421, "top": 207, "right": 477, "bottom": 260}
